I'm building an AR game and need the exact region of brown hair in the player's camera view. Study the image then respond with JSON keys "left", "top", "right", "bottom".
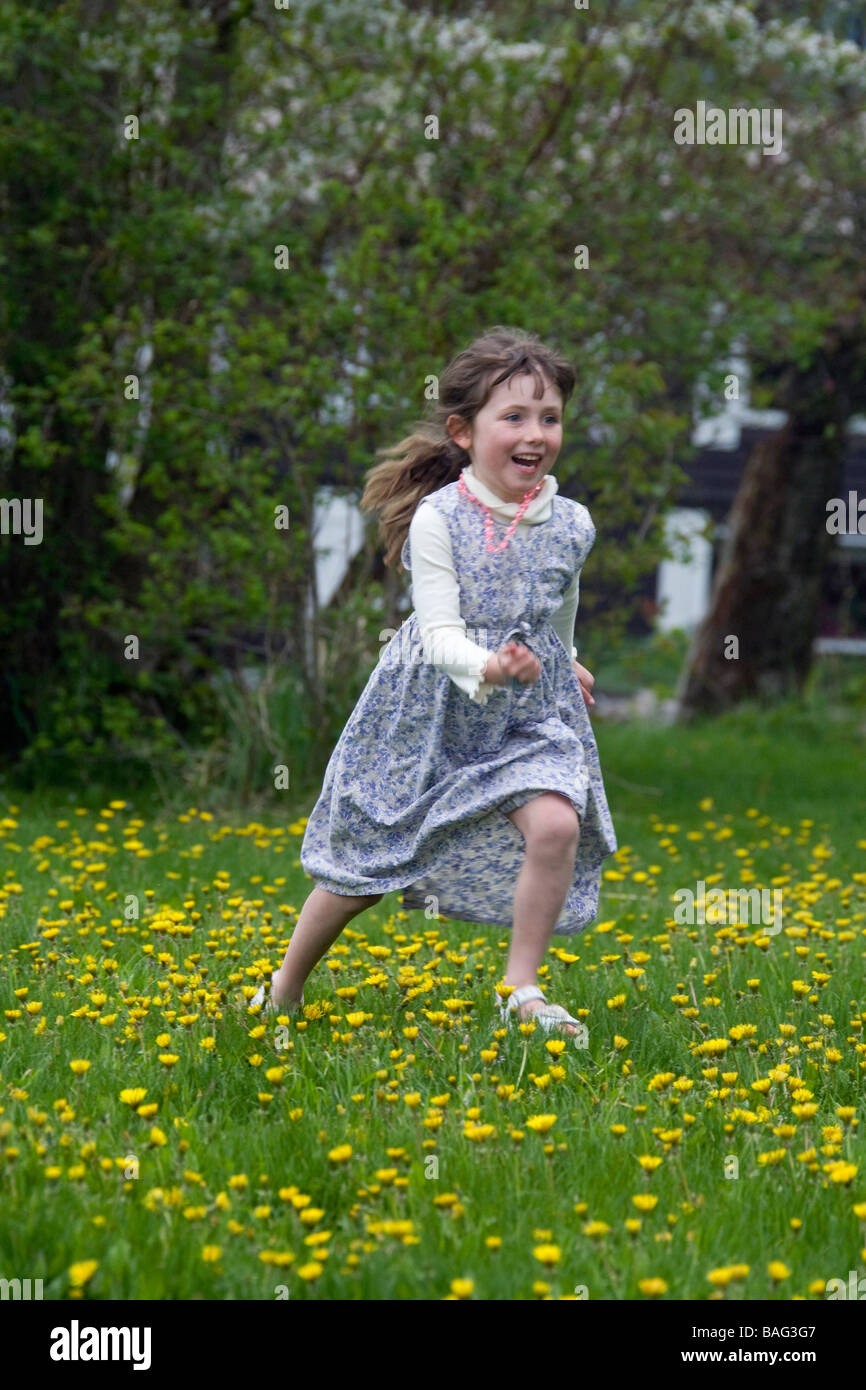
{"left": 360, "top": 325, "right": 577, "bottom": 570}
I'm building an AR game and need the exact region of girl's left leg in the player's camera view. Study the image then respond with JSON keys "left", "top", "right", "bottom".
{"left": 503, "top": 792, "right": 580, "bottom": 1035}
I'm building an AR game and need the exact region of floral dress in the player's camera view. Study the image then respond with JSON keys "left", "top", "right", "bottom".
{"left": 299, "top": 475, "right": 618, "bottom": 934}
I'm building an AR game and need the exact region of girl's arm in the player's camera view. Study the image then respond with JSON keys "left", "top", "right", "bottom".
{"left": 551, "top": 571, "right": 595, "bottom": 706}
{"left": 549, "top": 571, "right": 579, "bottom": 662}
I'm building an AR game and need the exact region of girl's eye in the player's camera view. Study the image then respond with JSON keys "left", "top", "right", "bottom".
{"left": 506, "top": 413, "right": 558, "bottom": 423}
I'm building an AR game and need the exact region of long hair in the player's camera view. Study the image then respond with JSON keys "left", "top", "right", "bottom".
{"left": 360, "top": 326, "right": 577, "bottom": 570}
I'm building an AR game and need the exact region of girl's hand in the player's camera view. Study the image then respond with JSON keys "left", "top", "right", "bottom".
{"left": 495, "top": 641, "right": 542, "bottom": 686}
{"left": 573, "top": 659, "right": 596, "bottom": 708}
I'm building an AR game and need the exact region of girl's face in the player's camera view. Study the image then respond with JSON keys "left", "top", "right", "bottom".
{"left": 446, "top": 370, "right": 563, "bottom": 504}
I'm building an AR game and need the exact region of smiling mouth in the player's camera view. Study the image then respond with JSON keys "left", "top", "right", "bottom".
{"left": 512, "top": 455, "right": 542, "bottom": 472}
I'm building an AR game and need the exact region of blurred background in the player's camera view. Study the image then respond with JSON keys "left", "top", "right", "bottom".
{"left": 2, "top": 0, "right": 865, "bottom": 813}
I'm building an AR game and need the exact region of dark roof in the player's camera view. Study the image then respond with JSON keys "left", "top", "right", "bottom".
{"left": 675, "top": 425, "right": 866, "bottom": 519}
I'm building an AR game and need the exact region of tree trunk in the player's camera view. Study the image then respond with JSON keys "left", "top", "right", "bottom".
{"left": 676, "top": 340, "right": 859, "bottom": 717}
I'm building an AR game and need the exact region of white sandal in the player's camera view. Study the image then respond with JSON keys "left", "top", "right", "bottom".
{"left": 500, "top": 983, "right": 583, "bottom": 1037}
{"left": 249, "top": 972, "right": 303, "bottom": 1019}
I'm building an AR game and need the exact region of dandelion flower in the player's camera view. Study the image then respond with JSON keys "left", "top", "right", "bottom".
{"left": 68, "top": 1260, "right": 99, "bottom": 1288}
{"left": 525, "top": 1115, "right": 556, "bottom": 1134}
{"left": 828, "top": 1162, "right": 857, "bottom": 1185}
{"left": 637, "top": 1155, "right": 663, "bottom": 1172}
{"left": 639, "top": 1277, "right": 667, "bottom": 1296}
{"left": 119, "top": 1088, "right": 147, "bottom": 1106}
{"left": 632, "top": 1194, "right": 658, "bottom": 1212}
{"left": 533, "top": 1245, "right": 561, "bottom": 1266}
{"left": 450, "top": 1278, "right": 474, "bottom": 1298}
{"left": 464, "top": 1123, "right": 495, "bottom": 1141}
{"left": 299, "top": 1207, "right": 324, "bottom": 1225}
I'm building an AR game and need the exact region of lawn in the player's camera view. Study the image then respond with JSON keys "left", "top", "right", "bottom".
{"left": 1, "top": 699, "right": 864, "bottom": 1300}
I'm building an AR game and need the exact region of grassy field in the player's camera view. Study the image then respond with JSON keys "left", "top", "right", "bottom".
{"left": 1, "top": 698, "right": 864, "bottom": 1301}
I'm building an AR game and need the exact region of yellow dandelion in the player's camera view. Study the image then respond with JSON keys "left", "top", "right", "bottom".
{"left": 450, "top": 1278, "right": 474, "bottom": 1298}
{"left": 533, "top": 1244, "right": 561, "bottom": 1265}
{"left": 525, "top": 1114, "right": 557, "bottom": 1134}
{"left": 464, "top": 1123, "right": 495, "bottom": 1142}
{"left": 637, "top": 1155, "right": 663, "bottom": 1172}
{"left": 299, "top": 1207, "right": 325, "bottom": 1225}
{"left": 632, "top": 1194, "right": 658, "bottom": 1212}
{"left": 639, "top": 1277, "right": 668, "bottom": 1296}
{"left": 828, "top": 1162, "right": 857, "bottom": 1185}
{"left": 68, "top": 1260, "right": 99, "bottom": 1288}
{"left": 119, "top": 1088, "right": 147, "bottom": 1106}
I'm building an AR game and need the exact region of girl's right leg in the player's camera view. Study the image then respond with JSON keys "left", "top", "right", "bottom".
{"left": 270, "top": 886, "right": 384, "bottom": 1008}
{"left": 503, "top": 792, "right": 580, "bottom": 1035}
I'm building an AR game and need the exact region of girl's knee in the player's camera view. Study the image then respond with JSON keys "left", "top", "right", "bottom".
{"left": 510, "top": 792, "right": 579, "bottom": 852}
{"left": 533, "top": 795, "right": 580, "bottom": 850}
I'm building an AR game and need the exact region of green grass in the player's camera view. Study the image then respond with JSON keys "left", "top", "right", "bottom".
{"left": 0, "top": 702, "right": 864, "bottom": 1300}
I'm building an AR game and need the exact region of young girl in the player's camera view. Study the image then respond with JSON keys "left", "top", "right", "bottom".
{"left": 251, "top": 326, "right": 617, "bottom": 1037}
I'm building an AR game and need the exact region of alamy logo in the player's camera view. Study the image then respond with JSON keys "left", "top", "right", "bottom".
{"left": 0, "top": 1276, "right": 43, "bottom": 1299}
{"left": 0, "top": 497, "right": 43, "bottom": 545}
{"left": 673, "top": 101, "right": 782, "bottom": 156}
{"left": 672, "top": 880, "right": 783, "bottom": 935}
{"left": 378, "top": 624, "right": 490, "bottom": 669}
{"left": 826, "top": 492, "right": 866, "bottom": 535}
{"left": 49, "top": 1320, "right": 152, "bottom": 1371}
{"left": 826, "top": 1271, "right": 866, "bottom": 1299}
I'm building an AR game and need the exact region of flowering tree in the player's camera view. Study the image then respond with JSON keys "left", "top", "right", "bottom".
{"left": 1, "top": 0, "right": 864, "bottom": 791}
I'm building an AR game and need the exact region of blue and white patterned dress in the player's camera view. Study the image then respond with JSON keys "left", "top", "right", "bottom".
{"left": 299, "top": 474, "right": 618, "bottom": 934}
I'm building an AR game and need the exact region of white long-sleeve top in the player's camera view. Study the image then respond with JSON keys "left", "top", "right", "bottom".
{"left": 406, "top": 464, "right": 580, "bottom": 705}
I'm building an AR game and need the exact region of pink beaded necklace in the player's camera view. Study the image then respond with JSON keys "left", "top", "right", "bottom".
{"left": 457, "top": 472, "right": 545, "bottom": 553}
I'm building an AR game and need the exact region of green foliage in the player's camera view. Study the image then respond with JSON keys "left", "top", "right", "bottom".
{"left": 1, "top": 0, "right": 863, "bottom": 788}
{"left": 593, "top": 631, "right": 692, "bottom": 699}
